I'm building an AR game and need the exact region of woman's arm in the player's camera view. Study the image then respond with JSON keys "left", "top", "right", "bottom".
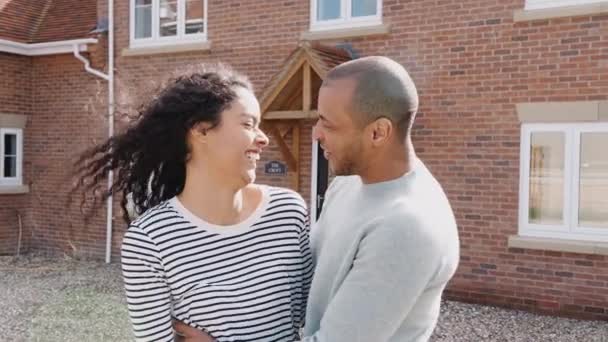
{"left": 173, "top": 320, "right": 216, "bottom": 342}
{"left": 298, "top": 214, "right": 314, "bottom": 328}
{"left": 122, "top": 224, "right": 174, "bottom": 342}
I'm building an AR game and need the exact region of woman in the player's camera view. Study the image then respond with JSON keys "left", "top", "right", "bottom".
{"left": 74, "top": 65, "right": 313, "bottom": 341}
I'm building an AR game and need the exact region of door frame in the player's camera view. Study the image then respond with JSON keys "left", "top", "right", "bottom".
{"left": 310, "top": 139, "right": 319, "bottom": 222}
{"left": 310, "top": 139, "right": 329, "bottom": 223}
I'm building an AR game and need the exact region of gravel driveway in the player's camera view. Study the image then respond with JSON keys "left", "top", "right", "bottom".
{"left": 1, "top": 255, "right": 606, "bottom": 342}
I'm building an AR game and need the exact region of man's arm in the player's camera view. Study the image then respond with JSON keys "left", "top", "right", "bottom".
{"left": 301, "top": 219, "right": 443, "bottom": 342}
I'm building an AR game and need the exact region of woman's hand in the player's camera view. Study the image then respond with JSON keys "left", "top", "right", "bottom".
{"left": 173, "top": 320, "right": 216, "bottom": 342}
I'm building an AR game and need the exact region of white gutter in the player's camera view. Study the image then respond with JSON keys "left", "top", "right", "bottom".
{"left": 72, "top": 0, "right": 115, "bottom": 264}
{"left": 73, "top": 45, "right": 109, "bottom": 81}
{"left": 0, "top": 38, "right": 97, "bottom": 56}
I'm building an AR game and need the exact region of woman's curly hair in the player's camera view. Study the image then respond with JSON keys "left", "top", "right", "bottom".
{"left": 72, "top": 64, "right": 252, "bottom": 223}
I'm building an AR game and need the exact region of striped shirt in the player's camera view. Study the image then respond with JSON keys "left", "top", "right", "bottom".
{"left": 121, "top": 186, "right": 313, "bottom": 342}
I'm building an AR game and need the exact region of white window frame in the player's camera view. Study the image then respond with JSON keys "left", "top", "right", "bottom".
{"left": 310, "top": 0, "right": 382, "bottom": 32}
{"left": 0, "top": 128, "right": 23, "bottom": 186}
{"left": 129, "top": 0, "right": 207, "bottom": 48}
{"left": 519, "top": 122, "right": 608, "bottom": 242}
{"left": 524, "top": 0, "right": 607, "bottom": 10}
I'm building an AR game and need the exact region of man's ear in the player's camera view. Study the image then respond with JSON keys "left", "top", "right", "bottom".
{"left": 369, "top": 118, "right": 393, "bottom": 146}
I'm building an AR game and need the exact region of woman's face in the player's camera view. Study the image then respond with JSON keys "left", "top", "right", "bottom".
{"left": 197, "top": 86, "right": 269, "bottom": 186}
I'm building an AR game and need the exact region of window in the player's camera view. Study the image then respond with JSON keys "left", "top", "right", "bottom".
{"left": 524, "top": 0, "right": 606, "bottom": 10}
{"left": 130, "top": 0, "right": 207, "bottom": 48}
{"left": 310, "top": 0, "right": 382, "bottom": 31}
{"left": 0, "top": 128, "right": 23, "bottom": 186}
{"left": 519, "top": 123, "right": 608, "bottom": 242}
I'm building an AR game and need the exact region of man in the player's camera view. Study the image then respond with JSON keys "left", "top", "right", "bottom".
{"left": 175, "top": 56, "right": 460, "bottom": 341}
{"left": 299, "top": 56, "right": 459, "bottom": 342}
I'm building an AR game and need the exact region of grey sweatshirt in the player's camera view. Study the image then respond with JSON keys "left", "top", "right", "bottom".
{"left": 301, "top": 159, "right": 460, "bottom": 342}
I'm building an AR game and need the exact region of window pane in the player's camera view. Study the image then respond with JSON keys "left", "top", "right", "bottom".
{"left": 3, "top": 156, "right": 16, "bottom": 178}
{"left": 4, "top": 134, "right": 16, "bottom": 155}
{"left": 185, "top": 0, "right": 204, "bottom": 34}
{"left": 159, "top": 0, "right": 178, "bottom": 37}
{"left": 352, "top": 0, "right": 377, "bottom": 17}
{"left": 528, "top": 132, "right": 565, "bottom": 225}
{"left": 134, "top": 0, "right": 152, "bottom": 39}
{"left": 318, "top": 0, "right": 340, "bottom": 21}
{"left": 578, "top": 132, "right": 608, "bottom": 228}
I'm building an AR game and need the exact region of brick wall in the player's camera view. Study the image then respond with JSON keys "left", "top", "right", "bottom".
{"left": 110, "top": 0, "right": 608, "bottom": 320}
{"left": 25, "top": 53, "right": 108, "bottom": 257}
{"left": 302, "top": 0, "right": 602, "bottom": 320}
{"left": 1, "top": 0, "right": 606, "bottom": 320}
{"left": 0, "top": 53, "right": 32, "bottom": 255}
{"left": 360, "top": 0, "right": 607, "bottom": 320}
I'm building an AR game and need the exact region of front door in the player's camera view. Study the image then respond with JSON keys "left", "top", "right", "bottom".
{"left": 311, "top": 140, "right": 329, "bottom": 221}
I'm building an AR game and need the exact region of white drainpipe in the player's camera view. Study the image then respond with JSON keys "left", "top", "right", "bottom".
{"left": 73, "top": 0, "right": 114, "bottom": 263}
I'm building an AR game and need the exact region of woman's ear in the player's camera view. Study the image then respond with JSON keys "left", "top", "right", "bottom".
{"left": 190, "top": 123, "right": 209, "bottom": 143}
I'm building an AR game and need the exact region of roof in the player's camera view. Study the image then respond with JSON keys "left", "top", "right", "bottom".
{"left": 0, "top": 0, "right": 97, "bottom": 44}
{"left": 259, "top": 42, "right": 353, "bottom": 112}
{"left": 305, "top": 43, "right": 353, "bottom": 76}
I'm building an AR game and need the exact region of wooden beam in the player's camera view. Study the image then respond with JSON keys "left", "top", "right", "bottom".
{"left": 268, "top": 124, "right": 297, "bottom": 171}
{"left": 261, "top": 57, "right": 306, "bottom": 113}
{"left": 291, "top": 124, "right": 300, "bottom": 191}
{"left": 303, "top": 63, "right": 311, "bottom": 111}
{"left": 303, "top": 54, "right": 326, "bottom": 80}
{"left": 265, "top": 110, "right": 318, "bottom": 120}
{"left": 277, "top": 123, "right": 293, "bottom": 139}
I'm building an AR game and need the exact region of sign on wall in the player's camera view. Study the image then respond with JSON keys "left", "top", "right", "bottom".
{"left": 265, "top": 161, "right": 287, "bottom": 175}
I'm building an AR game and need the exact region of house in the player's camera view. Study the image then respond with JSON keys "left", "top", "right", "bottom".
{"left": 1, "top": 0, "right": 607, "bottom": 320}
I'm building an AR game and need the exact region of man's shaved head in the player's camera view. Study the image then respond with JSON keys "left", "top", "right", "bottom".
{"left": 323, "top": 56, "right": 419, "bottom": 140}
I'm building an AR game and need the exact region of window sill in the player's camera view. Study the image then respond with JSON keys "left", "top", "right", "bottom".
{"left": 514, "top": 2, "right": 608, "bottom": 22}
{"left": 301, "top": 23, "right": 390, "bottom": 41}
{"left": 122, "top": 41, "right": 212, "bottom": 57}
{"left": 0, "top": 113, "right": 27, "bottom": 129}
{"left": 0, "top": 185, "right": 29, "bottom": 195}
{"left": 516, "top": 100, "right": 608, "bottom": 123}
{"left": 508, "top": 235, "right": 608, "bottom": 256}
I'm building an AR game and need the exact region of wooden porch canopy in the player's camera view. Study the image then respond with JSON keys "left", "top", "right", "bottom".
{"left": 258, "top": 42, "right": 352, "bottom": 189}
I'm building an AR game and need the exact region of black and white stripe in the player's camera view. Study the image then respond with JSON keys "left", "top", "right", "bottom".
{"left": 122, "top": 186, "right": 313, "bottom": 342}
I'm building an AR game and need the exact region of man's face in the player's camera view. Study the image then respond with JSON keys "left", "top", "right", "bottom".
{"left": 313, "top": 78, "right": 365, "bottom": 176}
